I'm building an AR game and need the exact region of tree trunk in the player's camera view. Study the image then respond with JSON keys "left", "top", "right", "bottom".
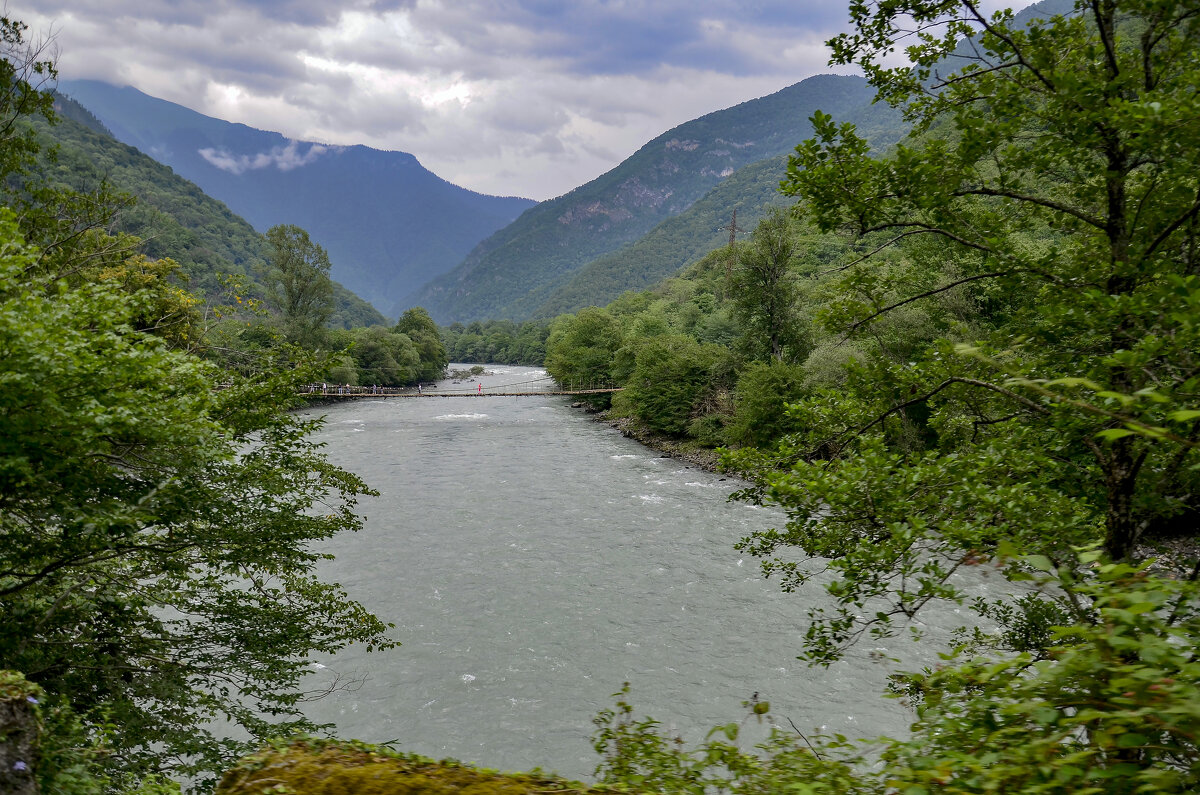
{"left": 1104, "top": 438, "right": 1142, "bottom": 561}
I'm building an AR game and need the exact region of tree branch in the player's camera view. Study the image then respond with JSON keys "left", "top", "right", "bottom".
{"left": 1140, "top": 188, "right": 1200, "bottom": 263}
{"left": 839, "top": 271, "right": 1013, "bottom": 340}
{"left": 959, "top": 186, "right": 1106, "bottom": 230}
{"left": 850, "top": 376, "right": 1050, "bottom": 441}
{"left": 816, "top": 230, "right": 929, "bottom": 277}
{"left": 961, "top": 0, "right": 1059, "bottom": 94}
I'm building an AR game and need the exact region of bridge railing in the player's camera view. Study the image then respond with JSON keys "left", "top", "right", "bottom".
{"left": 556, "top": 379, "right": 620, "bottom": 393}
{"left": 299, "top": 383, "right": 414, "bottom": 396}
{"left": 289, "top": 380, "right": 622, "bottom": 396}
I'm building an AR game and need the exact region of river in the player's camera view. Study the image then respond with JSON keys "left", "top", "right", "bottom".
{"left": 297, "top": 365, "right": 956, "bottom": 779}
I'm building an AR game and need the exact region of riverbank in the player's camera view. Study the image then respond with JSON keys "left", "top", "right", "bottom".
{"left": 597, "top": 411, "right": 724, "bottom": 473}
{"left": 592, "top": 408, "right": 1200, "bottom": 578}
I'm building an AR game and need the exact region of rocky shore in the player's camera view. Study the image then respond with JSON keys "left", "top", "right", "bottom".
{"left": 584, "top": 408, "right": 1200, "bottom": 579}
{"left": 593, "top": 410, "right": 723, "bottom": 473}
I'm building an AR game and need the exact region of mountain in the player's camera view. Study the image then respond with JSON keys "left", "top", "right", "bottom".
{"left": 534, "top": 92, "right": 906, "bottom": 318}
{"left": 535, "top": 86, "right": 907, "bottom": 317}
{"left": 408, "top": 74, "right": 895, "bottom": 323}
{"left": 43, "top": 92, "right": 386, "bottom": 328}
{"left": 56, "top": 79, "right": 536, "bottom": 318}
{"left": 530, "top": 154, "right": 797, "bottom": 318}
{"left": 414, "top": 0, "right": 1071, "bottom": 324}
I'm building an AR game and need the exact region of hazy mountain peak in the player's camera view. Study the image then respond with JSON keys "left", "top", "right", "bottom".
{"left": 58, "top": 78, "right": 535, "bottom": 317}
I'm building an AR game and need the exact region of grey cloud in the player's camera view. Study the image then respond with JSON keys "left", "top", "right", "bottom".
{"left": 18, "top": 0, "right": 879, "bottom": 198}
{"left": 412, "top": 0, "right": 851, "bottom": 77}
{"left": 310, "top": 92, "right": 429, "bottom": 139}
{"left": 36, "top": 0, "right": 850, "bottom": 79}
{"left": 39, "top": 0, "right": 378, "bottom": 28}
{"left": 471, "top": 90, "right": 569, "bottom": 136}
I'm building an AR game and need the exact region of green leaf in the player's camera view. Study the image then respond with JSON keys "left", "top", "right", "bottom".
{"left": 1023, "top": 554, "right": 1055, "bottom": 573}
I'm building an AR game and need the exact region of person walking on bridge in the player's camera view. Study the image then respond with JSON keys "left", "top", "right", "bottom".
{"left": 477, "top": 382, "right": 482, "bottom": 394}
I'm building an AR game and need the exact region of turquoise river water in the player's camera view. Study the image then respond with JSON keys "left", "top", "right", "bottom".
{"left": 297, "top": 365, "right": 992, "bottom": 779}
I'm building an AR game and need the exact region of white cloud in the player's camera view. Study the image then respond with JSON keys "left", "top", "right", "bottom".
{"left": 198, "top": 141, "right": 335, "bottom": 174}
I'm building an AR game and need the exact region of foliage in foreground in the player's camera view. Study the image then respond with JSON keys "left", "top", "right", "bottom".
{"left": 0, "top": 19, "right": 397, "bottom": 790}
{"left": 0, "top": 208, "right": 396, "bottom": 789}
{"left": 593, "top": 557, "right": 1200, "bottom": 794}
{"left": 216, "top": 737, "right": 627, "bottom": 795}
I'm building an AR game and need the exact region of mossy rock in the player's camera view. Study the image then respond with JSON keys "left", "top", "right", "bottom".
{"left": 217, "top": 737, "right": 635, "bottom": 795}
{"left": 0, "top": 670, "right": 41, "bottom": 701}
{"left": 0, "top": 671, "right": 41, "bottom": 795}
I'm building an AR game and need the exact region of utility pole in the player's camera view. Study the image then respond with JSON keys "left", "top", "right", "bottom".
{"left": 719, "top": 208, "right": 746, "bottom": 291}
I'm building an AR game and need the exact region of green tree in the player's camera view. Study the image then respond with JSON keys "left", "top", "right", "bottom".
{"left": 0, "top": 15, "right": 55, "bottom": 184}
{"left": 351, "top": 325, "right": 420, "bottom": 386}
{"left": 0, "top": 209, "right": 393, "bottom": 789}
{"left": 511, "top": 321, "right": 550, "bottom": 365}
{"left": 726, "top": 360, "right": 808, "bottom": 448}
{"left": 730, "top": 209, "right": 805, "bottom": 363}
{"left": 395, "top": 306, "right": 449, "bottom": 381}
{"left": 782, "top": 0, "right": 1200, "bottom": 562}
{"left": 544, "top": 307, "right": 624, "bottom": 389}
{"left": 263, "top": 224, "right": 334, "bottom": 345}
{"left": 621, "top": 334, "right": 730, "bottom": 437}
{"left": 727, "top": 0, "right": 1200, "bottom": 670}
{"left": 0, "top": 19, "right": 395, "bottom": 790}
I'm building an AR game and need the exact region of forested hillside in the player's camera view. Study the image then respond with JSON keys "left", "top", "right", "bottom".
{"left": 38, "top": 92, "right": 455, "bottom": 391}
{"left": 533, "top": 98, "right": 906, "bottom": 318}
{"left": 58, "top": 79, "right": 536, "bottom": 317}
{"left": 411, "top": 74, "right": 890, "bottom": 323}
{"left": 42, "top": 92, "right": 386, "bottom": 328}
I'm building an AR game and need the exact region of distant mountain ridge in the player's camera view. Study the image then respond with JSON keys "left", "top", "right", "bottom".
{"left": 57, "top": 79, "right": 535, "bottom": 318}
{"left": 42, "top": 92, "right": 387, "bottom": 328}
{"left": 409, "top": 74, "right": 891, "bottom": 323}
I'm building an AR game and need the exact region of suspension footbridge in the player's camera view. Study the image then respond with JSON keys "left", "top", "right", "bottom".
{"left": 299, "top": 374, "right": 620, "bottom": 398}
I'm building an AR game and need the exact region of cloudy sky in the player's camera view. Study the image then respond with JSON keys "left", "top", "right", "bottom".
{"left": 18, "top": 1, "right": 1032, "bottom": 201}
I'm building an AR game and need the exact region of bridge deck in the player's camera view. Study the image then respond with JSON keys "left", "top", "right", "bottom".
{"left": 299, "top": 388, "right": 621, "bottom": 398}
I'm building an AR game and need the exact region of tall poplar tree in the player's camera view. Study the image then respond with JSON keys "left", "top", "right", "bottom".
{"left": 730, "top": 208, "right": 804, "bottom": 362}
{"left": 264, "top": 224, "right": 335, "bottom": 345}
